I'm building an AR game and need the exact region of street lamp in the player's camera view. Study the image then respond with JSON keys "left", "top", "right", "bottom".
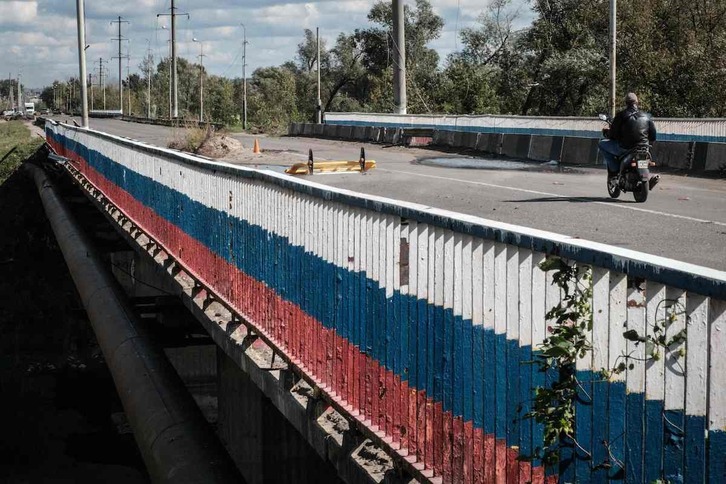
{"left": 240, "top": 23, "right": 248, "bottom": 130}
{"left": 161, "top": 25, "right": 172, "bottom": 118}
{"left": 193, "top": 38, "right": 205, "bottom": 122}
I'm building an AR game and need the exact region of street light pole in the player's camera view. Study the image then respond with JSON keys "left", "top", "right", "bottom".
{"left": 193, "top": 38, "right": 205, "bottom": 122}
{"left": 316, "top": 27, "right": 322, "bottom": 123}
{"left": 392, "top": 0, "right": 407, "bottom": 114}
{"left": 240, "top": 24, "right": 248, "bottom": 130}
{"left": 75, "top": 0, "right": 89, "bottom": 126}
{"left": 157, "top": 1, "right": 188, "bottom": 119}
{"left": 610, "top": 0, "right": 617, "bottom": 118}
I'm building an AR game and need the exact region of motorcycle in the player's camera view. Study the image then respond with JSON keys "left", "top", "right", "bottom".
{"left": 598, "top": 113, "right": 657, "bottom": 203}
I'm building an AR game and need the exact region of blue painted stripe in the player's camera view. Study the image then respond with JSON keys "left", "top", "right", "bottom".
{"left": 664, "top": 409, "right": 685, "bottom": 483}
{"left": 50, "top": 129, "right": 711, "bottom": 479}
{"left": 708, "top": 430, "right": 726, "bottom": 484}
{"left": 684, "top": 414, "right": 706, "bottom": 483}
{"left": 625, "top": 387, "right": 644, "bottom": 483}
{"left": 591, "top": 376, "right": 609, "bottom": 483}
{"left": 519, "top": 345, "right": 532, "bottom": 468}
{"left": 472, "top": 325, "right": 484, "bottom": 429}
{"left": 575, "top": 370, "right": 593, "bottom": 483}
{"left": 608, "top": 381, "right": 626, "bottom": 480}
{"left": 506, "top": 338, "right": 520, "bottom": 470}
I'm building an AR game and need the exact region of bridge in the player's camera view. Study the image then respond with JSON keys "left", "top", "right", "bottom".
{"left": 35, "top": 117, "right": 726, "bottom": 483}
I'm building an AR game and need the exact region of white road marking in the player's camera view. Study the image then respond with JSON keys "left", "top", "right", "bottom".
{"left": 381, "top": 168, "right": 726, "bottom": 227}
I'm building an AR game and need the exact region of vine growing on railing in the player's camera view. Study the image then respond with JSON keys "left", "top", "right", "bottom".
{"left": 525, "top": 256, "right": 593, "bottom": 467}
{"left": 525, "top": 256, "right": 689, "bottom": 474}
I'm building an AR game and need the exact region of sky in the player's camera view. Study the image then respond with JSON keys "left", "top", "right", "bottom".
{"left": 0, "top": 0, "right": 535, "bottom": 89}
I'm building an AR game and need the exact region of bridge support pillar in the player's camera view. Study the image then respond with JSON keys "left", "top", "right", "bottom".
{"left": 217, "top": 349, "right": 339, "bottom": 483}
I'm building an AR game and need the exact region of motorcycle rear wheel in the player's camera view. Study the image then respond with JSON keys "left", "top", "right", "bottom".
{"left": 633, "top": 182, "right": 649, "bottom": 203}
{"left": 607, "top": 174, "right": 621, "bottom": 199}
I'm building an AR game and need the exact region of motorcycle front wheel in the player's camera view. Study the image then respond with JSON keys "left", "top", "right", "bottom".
{"left": 633, "top": 181, "right": 649, "bottom": 203}
{"left": 607, "top": 174, "right": 621, "bottom": 199}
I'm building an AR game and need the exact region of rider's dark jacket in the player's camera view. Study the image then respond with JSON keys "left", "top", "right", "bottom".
{"left": 609, "top": 105, "right": 657, "bottom": 149}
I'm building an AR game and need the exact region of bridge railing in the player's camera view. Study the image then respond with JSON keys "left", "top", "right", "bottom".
{"left": 324, "top": 112, "right": 726, "bottom": 144}
{"left": 45, "top": 120, "right": 726, "bottom": 483}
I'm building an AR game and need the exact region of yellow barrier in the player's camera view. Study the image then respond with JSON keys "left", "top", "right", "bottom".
{"left": 285, "top": 160, "right": 376, "bottom": 175}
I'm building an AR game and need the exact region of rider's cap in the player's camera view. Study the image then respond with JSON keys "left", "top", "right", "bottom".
{"left": 625, "top": 92, "right": 638, "bottom": 105}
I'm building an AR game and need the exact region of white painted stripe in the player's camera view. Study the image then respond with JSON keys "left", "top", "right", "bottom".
{"left": 519, "top": 250, "right": 533, "bottom": 348}
{"left": 609, "top": 273, "right": 628, "bottom": 382}
{"left": 471, "top": 238, "right": 483, "bottom": 328}
{"left": 709, "top": 298, "right": 726, "bottom": 430}
{"left": 664, "top": 288, "right": 687, "bottom": 411}
{"left": 531, "top": 252, "right": 547, "bottom": 350}
{"left": 506, "top": 246, "right": 520, "bottom": 342}
{"left": 482, "top": 241, "right": 495, "bottom": 332}
{"left": 494, "top": 243, "right": 507, "bottom": 336}
{"left": 685, "top": 295, "right": 708, "bottom": 416}
{"left": 592, "top": 268, "right": 610, "bottom": 371}
{"left": 444, "top": 231, "right": 455, "bottom": 311}
{"left": 462, "top": 235, "right": 473, "bottom": 324}
{"left": 645, "top": 284, "right": 666, "bottom": 401}
{"left": 625, "top": 285, "right": 646, "bottom": 393}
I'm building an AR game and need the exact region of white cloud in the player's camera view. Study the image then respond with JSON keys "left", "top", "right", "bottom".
{"left": 2, "top": 0, "right": 533, "bottom": 87}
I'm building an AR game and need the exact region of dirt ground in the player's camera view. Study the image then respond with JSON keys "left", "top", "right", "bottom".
{"left": 0, "top": 146, "right": 148, "bottom": 482}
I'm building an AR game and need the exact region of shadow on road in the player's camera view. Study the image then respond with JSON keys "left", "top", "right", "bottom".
{"left": 505, "top": 196, "right": 638, "bottom": 204}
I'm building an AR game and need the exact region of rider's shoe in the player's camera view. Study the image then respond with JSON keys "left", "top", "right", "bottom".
{"left": 649, "top": 174, "right": 660, "bottom": 190}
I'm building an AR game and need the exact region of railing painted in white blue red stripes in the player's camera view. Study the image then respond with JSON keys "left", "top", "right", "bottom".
{"left": 45, "top": 120, "right": 726, "bottom": 483}
{"left": 324, "top": 112, "right": 726, "bottom": 144}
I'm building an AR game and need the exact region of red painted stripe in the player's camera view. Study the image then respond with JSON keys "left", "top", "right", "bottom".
{"left": 495, "top": 439, "right": 507, "bottom": 483}
{"left": 472, "top": 425, "right": 483, "bottom": 484}
{"left": 58, "top": 143, "right": 556, "bottom": 483}
{"left": 484, "top": 434, "right": 496, "bottom": 483}
{"left": 454, "top": 417, "right": 466, "bottom": 483}
{"left": 443, "top": 411, "right": 453, "bottom": 482}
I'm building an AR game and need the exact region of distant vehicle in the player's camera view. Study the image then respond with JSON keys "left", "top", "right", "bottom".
{"left": 24, "top": 102, "right": 35, "bottom": 115}
{"left": 3, "top": 109, "right": 14, "bottom": 117}
{"left": 40, "top": 109, "right": 50, "bottom": 115}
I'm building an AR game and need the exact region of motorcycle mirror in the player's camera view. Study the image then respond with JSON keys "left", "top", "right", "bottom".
{"left": 598, "top": 114, "right": 608, "bottom": 121}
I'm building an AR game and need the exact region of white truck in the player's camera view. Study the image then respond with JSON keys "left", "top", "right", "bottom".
{"left": 24, "top": 102, "right": 35, "bottom": 115}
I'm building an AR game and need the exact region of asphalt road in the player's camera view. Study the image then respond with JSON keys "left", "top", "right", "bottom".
{"left": 50, "top": 117, "right": 726, "bottom": 271}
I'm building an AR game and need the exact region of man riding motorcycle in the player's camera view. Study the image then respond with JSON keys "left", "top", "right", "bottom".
{"left": 598, "top": 92, "right": 660, "bottom": 189}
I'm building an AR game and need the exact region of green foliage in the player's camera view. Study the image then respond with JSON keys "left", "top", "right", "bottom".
{"left": 526, "top": 257, "right": 593, "bottom": 466}
{"left": 0, "top": 122, "right": 43, "bottom": 184}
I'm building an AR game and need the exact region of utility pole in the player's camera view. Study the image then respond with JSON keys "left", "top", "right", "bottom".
{"left": 145, "top": 39, "right": 153, "bottom": 118}
{"left": 609, "top": 0, "right": 617, "bottom": 118}
{"left": 392, "top": 0, "right": 406, "bottom": 114}
{"left": 111, "top": 16, "right": 129, "bottom": 114}
{"left": 17, "top": 74, "right": 22, "bottom": 114}
{"left": 9, "top": 73, "right": 14, "bottom": 111}
{"left": 76, "top": 0, "right": 89, "bottom": 126}
{"left": 241, "top": 23, "right": 248, "bottom": 130}
{"left": 126, "top": 54, "right": 131, "bottom": 115}
{"left": 193, "top": 38, "right": 205, "bottom": 122}
{"left": 90, "top": 74, "right": 94, "bottom": 111}
{"left": 316, "top": 27, "right": 322, "bottom": 123}
{"left": 158, "top": 1, "right": 189, "bottom": 119}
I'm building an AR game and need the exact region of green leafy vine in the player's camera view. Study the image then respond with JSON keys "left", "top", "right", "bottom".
{"left": 524, "top": 257, "right": 687, "bottom": 472}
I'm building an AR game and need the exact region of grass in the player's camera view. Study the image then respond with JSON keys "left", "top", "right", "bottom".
{"left": 0, "top": 121, "right": 44, "bottom": 184}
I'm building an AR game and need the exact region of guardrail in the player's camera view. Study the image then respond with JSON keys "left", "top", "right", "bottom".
{"left": 324, "top": 112, "right": 726, "bottom": 144}
{"left": 121, "top": 115, "right": 225, "bottom": 131}
{"left": 45, "top": 120, "right": 726, "bottom": 483}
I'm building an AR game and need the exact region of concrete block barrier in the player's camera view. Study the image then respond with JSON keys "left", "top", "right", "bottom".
{"left": 651, "top": 141, "right": 692, "bottom": 169}
{"left": 368, "top": 127, "right": 382, "bottom": 143}
{"left": 353, "top": 126, "right": 368, "bottom": 141}
{"left": 322, "top": 124, "right": 338, "bottom": 138}
{"left": 704, "top": 142, "right": 726, "bottom": 171}
{"left": 338, "top": 125, "right": 353, "bottom": 140}
{"left": 451, "top": 131, "right": 466, "bottom": 148}
{"left": 312, "top": 124, "right": 324, "bottom": 136}
{"left": 288, "top": 123, "right": 301, "bottom": 136}
{"left": 475, "top": 133, "right": 502, "bottom": 154}
{"left": 529, "top": 136, "right": 564, "bottom": 162}
{"left": 302, "top": 123, "right": 314, "bottom": 136}
{"left": 462, "top": 132, "right": 478, "bottom": 150}
{"left": 561, "top": 137, "right": 599, "bottom": 165}
{"left": 501, "top": 134, "right": 531, "bottom": 159}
